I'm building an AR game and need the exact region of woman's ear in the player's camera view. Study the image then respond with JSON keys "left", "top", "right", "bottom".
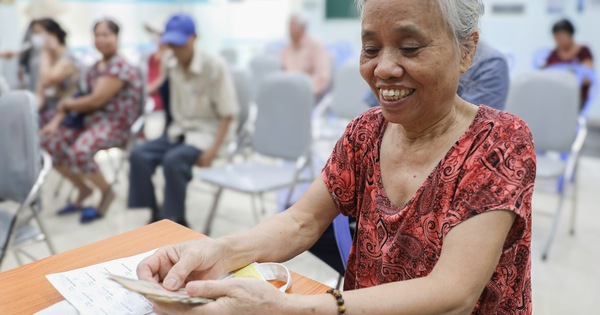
{"left": 460, "top": 31, "right": 479, "bottom": 74}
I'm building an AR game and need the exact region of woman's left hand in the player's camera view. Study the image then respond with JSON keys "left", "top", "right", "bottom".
{"left": 152, "top": 278, "right": 286, "bottom": 315}
{"left": 58, "top": 98, "right": 73, "bottom": 112}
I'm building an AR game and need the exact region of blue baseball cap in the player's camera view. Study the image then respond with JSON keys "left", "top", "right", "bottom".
{"left": 161, "top": 13, "right": 196, "bottom": 46}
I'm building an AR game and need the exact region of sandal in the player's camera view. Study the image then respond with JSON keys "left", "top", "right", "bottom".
{"left": 80, "top": 207, "right": 103, "bottom": 224}
{"left": 57, "top": 203, "right": 82, "bottom": 216}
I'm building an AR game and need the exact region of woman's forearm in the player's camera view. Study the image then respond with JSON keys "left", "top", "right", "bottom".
{"left": 217, "top": 178, "right": 338, "bottom": 272}
{"left": 283, "top": 276, "right": 474, "bottom": 315}
{"left": 217, "top": 209, "right": 323, "bottom": 272}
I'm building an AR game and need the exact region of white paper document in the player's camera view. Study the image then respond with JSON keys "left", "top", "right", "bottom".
{"left": 45, "top": 250, "right": 158, "bottom": 315}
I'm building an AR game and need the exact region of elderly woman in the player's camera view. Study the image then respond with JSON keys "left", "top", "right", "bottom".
{"left": 41, "top": 19, "right": 142, "bottom": 223}
{"left": 137, "top": 0, "right": 535, "bottom": 314}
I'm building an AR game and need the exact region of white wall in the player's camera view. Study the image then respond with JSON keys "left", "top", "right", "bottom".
{"left": 299, "top": 0, "right": 599, "bottom": 75}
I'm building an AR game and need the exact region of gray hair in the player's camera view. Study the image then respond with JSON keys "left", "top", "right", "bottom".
{"left": 356, "top": 0, "right": 484, "bottom": 53}
{"left": 290, "top": 12, "right": 309, "bottom": 29}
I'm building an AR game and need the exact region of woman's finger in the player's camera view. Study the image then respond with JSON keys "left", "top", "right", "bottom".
{"left": 185, "top": 280, "right": 234, "bottom": 299}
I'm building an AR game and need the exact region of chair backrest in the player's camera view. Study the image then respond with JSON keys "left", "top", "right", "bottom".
{"left": 220, "top": 48, "right": 238, "bottom": 66}
{"left": 330, "top": 62, "right": 370, "bottom": 120}
{"left": 229, "top": 67, "right": 252, "bottom": 134}
{"left": 505, "top": 70, "right": 579, "bottom": 152}
{"left": 252, "top": 72, "right": 313, "bottom": 160}
{"left": 249, "top": 54, "right": 282, "bottom": 100}
{"left": 0, "top": 91, "right": 40, "bottom": 203}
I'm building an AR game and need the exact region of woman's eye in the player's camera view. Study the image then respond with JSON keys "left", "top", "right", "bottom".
{"left": 363, "top": 48, "right": 379, "bottom": 56}
{"left": 401, "top": 47, "right": 421, "bottom": 54}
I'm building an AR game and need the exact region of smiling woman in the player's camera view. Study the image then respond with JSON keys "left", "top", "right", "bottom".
{"left": 135, "top": 1, "right": 536, "bottom": 315}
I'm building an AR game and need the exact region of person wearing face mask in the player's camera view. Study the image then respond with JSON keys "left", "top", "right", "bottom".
{"left": 40, "top": 19, "right": 143, "bottom": 224}
{"left": 31, "top": 18, "right": 80, "bottom": 126}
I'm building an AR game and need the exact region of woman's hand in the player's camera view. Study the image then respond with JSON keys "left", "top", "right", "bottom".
{"left": 39, "top": 116, "right": 61, "bottom": 137}
{"left": 152, "top": 278, "right": 286, "bottom": 315}
{"left": 58, "top": 98, "right": 74, "bottom": 112}
{"left": 136, "top": 238, "right": 229, "bottom": 291}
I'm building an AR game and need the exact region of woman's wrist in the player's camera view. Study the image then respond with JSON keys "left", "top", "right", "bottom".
{"left": 281, "top": 293, "right": 339, "bottom": 315}
{"left": 214, "top": 236, "right": 256, "bottom": 272}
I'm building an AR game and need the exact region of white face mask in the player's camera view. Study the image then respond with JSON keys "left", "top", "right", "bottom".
{"left": 30, "top": 34, "right": 45, "bottom": 50}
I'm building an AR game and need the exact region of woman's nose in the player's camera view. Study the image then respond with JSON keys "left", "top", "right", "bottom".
{"left": 373, "top": 50, "right": 405, "bottom": 80}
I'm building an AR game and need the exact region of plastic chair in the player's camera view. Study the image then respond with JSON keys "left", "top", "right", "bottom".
{"left": 314, "top": 62, "right": 370, "bottom": 140}
{"left": 227, "top": 67, "right": 253, "bottom": 159}
{"left": 249, "top": 54, "right": 282, "bottom": 101}
{"left": 0, "top": 91, "right": 56, "bottom": 268}
{"left": 197, "top": 73, "right": 314, "bottom": 235}
{"left": 504, "top": 70, "right": 583, "bottom": 261}
{"left": 220, "top": 48, "right": 238, "bottom": 66}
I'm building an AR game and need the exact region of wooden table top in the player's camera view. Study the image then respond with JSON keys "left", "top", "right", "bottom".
{"left": 0, "top": 220, "right": 329, "bottom": 314}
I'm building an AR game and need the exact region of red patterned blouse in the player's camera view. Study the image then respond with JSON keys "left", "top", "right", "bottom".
{"left": 322, "top": 105, "right": 535, "bottom": 314}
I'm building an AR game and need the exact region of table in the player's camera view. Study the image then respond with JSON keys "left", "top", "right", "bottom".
{"left": 0, "top": 220, "right": 329, "bottom": 314}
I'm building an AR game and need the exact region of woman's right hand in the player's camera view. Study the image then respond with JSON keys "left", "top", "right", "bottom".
{"left": 136, "top": 238, "right": 229, "bottom": 291}
{"left": 39, "top": 118, "right": 61, "bottom": 137}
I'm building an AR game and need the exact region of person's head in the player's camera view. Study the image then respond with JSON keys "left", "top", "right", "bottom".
{"left": 160, "top": 13, "right": 197, "bottom": 64}
{"left": 552, "top": 19, "right": 575, "bottom": 50}
{"left": 357, "top": 0, "right": 482, "bottom": 126}
{"left": 289, "top": 13, "right": 308, "bottom": 44}
{"left": 93, "top": 19, "right": 120, "bottom": 58}
{"left": 30, "top": 18, "right": 67, "bottom": 50}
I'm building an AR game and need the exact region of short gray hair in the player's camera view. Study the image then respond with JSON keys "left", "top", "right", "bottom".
{"left": 290, "top": 12, "right": 308, "bottom": 29}
{"left": 356, "top": 0, "right": 484, "bottom": 53}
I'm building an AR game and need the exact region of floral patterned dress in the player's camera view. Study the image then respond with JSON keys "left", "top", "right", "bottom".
{"left": 323, "top": 105, "right": 535, "bottom": 314}
{"left": 42, "top": 55, "right": 142, "bottom": 173}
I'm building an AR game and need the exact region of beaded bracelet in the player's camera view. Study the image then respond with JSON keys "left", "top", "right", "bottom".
{"left": 326, "top": 288, "right": 346, "bottom": 315}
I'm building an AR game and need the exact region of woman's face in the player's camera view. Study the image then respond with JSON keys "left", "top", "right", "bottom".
{"left": 360, "top": 0, "right": 476, "bottom": 125}
{"left": 94, "top": 22, "right": 118, "bottom": 57}
{"left": 553, "top": 31, "right": 573, "bottom": 50}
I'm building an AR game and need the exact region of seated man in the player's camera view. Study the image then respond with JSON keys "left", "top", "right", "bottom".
{"left": 128, "top": 13, "right": 238, "bottom": 227}
{"left": 281, "top": 13, "right": 332, "bottom": 101}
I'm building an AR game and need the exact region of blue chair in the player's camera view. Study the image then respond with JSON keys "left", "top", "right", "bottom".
{"left": 333, "top": 214, "right": 352, "bottom": 270}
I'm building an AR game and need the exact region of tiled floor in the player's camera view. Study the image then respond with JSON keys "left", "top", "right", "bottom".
{"left": 2, "top": 124, "right": 600, "bottom": 314}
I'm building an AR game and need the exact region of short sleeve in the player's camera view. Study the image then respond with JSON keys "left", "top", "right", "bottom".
{"left": 449, "top": 114, "right": 536, "bottom": 246}
{"left": 104, "top": 56, "right": 134, "bottom": 84}
{"left": 579, "top": 46, "right": 593, "bottom": 61}
{"left": 211, "top": 57, "right": 239, "bottom": 118}
{"left": 322, "top": 121, "right": 359, "bottom": 216}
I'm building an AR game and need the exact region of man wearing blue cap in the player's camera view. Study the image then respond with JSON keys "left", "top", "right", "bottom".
{"left": 128, "top": 13, "right": 239, "bottom": 227}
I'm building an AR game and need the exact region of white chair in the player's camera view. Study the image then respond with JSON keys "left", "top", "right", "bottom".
{"left": 227, "top": 67, "right": 253, "bottom": 159}
{"left": 198, "top": 72, "right": 314, "bottom": 235}
{"left": 505, "top": 70, "right": 583, "bottom": 261}
{"left": 220, "top": 48, "right": 238, "bottom": 66}
{"left": 314, "top": 62, "right": 370, "bottom": 140}
{"left": 0, "top": 91, "right": 56, "bottom": 268}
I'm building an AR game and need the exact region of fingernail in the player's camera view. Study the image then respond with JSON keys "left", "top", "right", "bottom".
{"left": 164, "top": 277, "right": 178, "bottom": 289}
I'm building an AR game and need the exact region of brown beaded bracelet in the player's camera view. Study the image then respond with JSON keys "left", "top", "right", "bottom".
{"left": 326, "top": 288, "right": 346, "bottom": 315}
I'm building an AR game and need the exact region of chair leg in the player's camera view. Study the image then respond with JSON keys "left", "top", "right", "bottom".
{"left": 336, "top": 274, "right": 344, "bottom": 290}
{"left": 542, "top": 191, "right": 567, "bottom": 261}
{"left": 569, "top": 166, "right": 579, "bottom": 236}
{"left": 203, "top": 187, "right": 224, "bottom": 236}
{"left": 259, "top": 193, "right": 266, "bottom": 216}
{"left": 32, "top": 202, "right": 56, "bottom": 255}
{"left": 251, "top": 193, "right": 261, "bottom": 224}
{"left": 53, "top": 176, "right": 64, "bottom": 197}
